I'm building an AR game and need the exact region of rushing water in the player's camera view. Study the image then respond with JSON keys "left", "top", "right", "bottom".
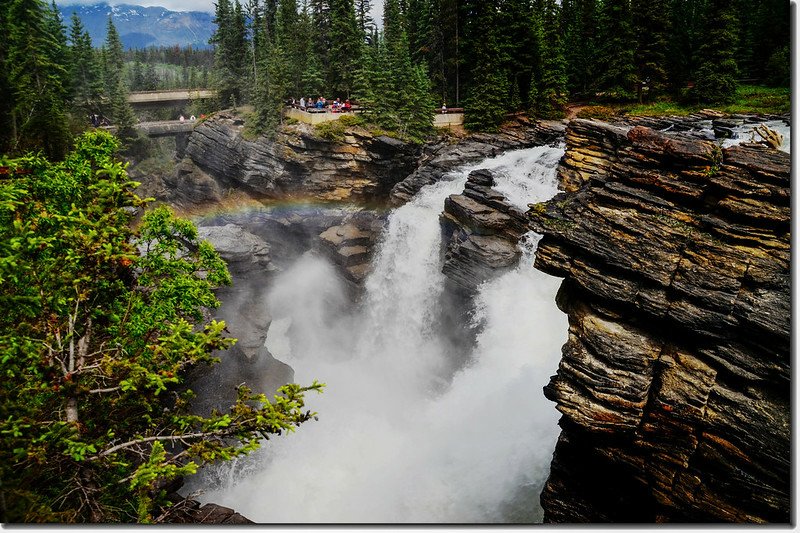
{"left": 721, "top": 119, "right": 791, "bottom": 153}
{"left": 193, "top": 146, "right": 568, "bottom": 523}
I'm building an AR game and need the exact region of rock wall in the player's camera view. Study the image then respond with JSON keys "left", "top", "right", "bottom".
{"left": 529, "top": 119, "right": 790, "bottom": 523}
{"left": 162, "top": 112, "right": 421, "bottom": 208}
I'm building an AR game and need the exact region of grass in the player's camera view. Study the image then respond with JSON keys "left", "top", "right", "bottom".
{"left": 621, "top": 85, "right": 790, "bottom": 117}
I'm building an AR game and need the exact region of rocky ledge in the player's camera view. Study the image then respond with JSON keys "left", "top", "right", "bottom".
{"left": 439, "top": 169, "right": 529, "bottom": 293}
{"left": 529, "top": 119, "right": 789, "bottom": 522}
{"left": 162, "top": 112, "right": 421, "bottom": 208}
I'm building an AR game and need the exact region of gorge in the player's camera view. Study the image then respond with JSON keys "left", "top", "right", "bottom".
{"left": 136, "top": 111, "right": 790, "bottom": 523}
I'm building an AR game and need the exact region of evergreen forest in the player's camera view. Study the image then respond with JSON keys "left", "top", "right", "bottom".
{"left": 0, "top": 0, "right": 791, "bottom": 157}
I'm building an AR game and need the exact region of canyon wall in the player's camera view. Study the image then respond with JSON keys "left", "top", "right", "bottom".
{"left": 528, "top": 119, "right": 790, "bottom": 522}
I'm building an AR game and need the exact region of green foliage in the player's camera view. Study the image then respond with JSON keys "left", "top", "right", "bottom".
{"left": 530, "top": 0, "right": 568, "bottom": 119}
{"left": 575, "top": 105, "right": 616, "bottom": 120}
{"left": 356, "top": 1, "right": 435, "bottom": 142}
{"left": 765, "top": 46, "right": 790, "bottom": 88}
{"left": 3, "top": 0, "right": 71, "bottom": 159}
{"left": 462, "top": 0, "right": 508, "bottom": 132}
{"left": 631, "top": 0, "right": 670, "bottom": 97}
{"left": 693, "top": 0, "right": 739, "bottom": 103}
{"left": 0, "top": 131, "right": 323, "bottom": 523}
{"left": 314, "top": 119, "right": 348, "bottom": 142}
{"left": 597, "top": 0, "right": 636, "bottom": 99}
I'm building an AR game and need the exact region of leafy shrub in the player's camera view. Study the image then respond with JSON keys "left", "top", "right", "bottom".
{"left": 576, "top": 106, "right": 616, "bottom": 120}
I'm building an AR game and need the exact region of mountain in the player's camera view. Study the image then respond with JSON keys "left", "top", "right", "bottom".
{"left": 57, "top": 2, "right": 215, "bottom": 49}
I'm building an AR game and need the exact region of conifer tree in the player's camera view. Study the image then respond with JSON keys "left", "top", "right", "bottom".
{"left": 462, "top": 0, "right": 508, "bottom": 132}
{"left": 328, "top": 0, "right": 362, "bottom": 97}
{"left": 631, "top": 0, "right": 669, "bottom": 98}
{"left": 0, "top": 4, "right": 14, "bottom": 155}
{"left": 693, "top": 0, "right": 738, "bottom": 103}
{"left": 561, "top": 0, "right": 600, "bottom": 97}
{"left": 69, "top": 13, "right": 103, "bottom": 116}
{"left": 666, "top": 0, "right": 706, "bottom": 93}
{"left": 103, "top": 18, "right": 135, "bottom": 136}
{"left": 210, "top": 0, "right": 248, "bottom": 107}
{"left": 309, "top": 0, "right": 332, "bottom": 90}
{"left": 597, "top": 0, "right": 636, "bottom": 98}
{"left": 355, "top": 0, "right": 375, "bottom": 38}
{"left": 6, "top": 0, "right": 71, "bottom": 158}
{"left": 530, "top": 0, "right": 568, "bottom": 119}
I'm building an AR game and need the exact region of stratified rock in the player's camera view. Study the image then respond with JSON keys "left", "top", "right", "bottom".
{"left": 170, "top": 112, "right": 420, "bottom": 208}
{"left": 316, "top": 211, "right": 385, "bottom": 289}
{"left": 390, "top": 117, "right": 565, "bottom": 206}
{"left": 529, "top": 120, "right": 790, "bottom": 523}
{"left": 440, "top": 169, "right": 529, "bottom": 292}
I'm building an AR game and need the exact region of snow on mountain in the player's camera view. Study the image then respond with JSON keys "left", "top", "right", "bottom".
{"left": 57, "top": 2, "right": 214, "bottom": 49}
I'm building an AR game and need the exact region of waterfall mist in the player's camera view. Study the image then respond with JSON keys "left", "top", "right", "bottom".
{"left": 193, "top": 146, "right": 568, "bottom": 523}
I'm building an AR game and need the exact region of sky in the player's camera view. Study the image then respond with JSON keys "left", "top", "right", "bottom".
{"left": 58, "top": 0, "right": 384, "bottom": 18}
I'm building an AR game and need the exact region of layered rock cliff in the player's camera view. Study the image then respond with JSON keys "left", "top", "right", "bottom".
{"left": 528, "top": 119, "right": 790, "bottom": 522}
{"left": 161, "top": 112, "right": 421, "bottom": 208}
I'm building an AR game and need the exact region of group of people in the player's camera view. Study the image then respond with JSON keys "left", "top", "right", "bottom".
{"left": 294, "top": 97, "right": 352, "bottom": 113}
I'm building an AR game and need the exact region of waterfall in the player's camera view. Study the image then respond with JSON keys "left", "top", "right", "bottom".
{"left": 194, "top": 146, "right": 568, "bottom": 523}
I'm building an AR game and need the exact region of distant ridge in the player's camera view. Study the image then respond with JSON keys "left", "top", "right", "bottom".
{"left": 57, "top": 2, "right": 215, "bottom": 49}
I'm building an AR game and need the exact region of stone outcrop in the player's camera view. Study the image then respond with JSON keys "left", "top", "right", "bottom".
{"left": 197, "top": 224, "right": 276, "bottom": 274}
{"left": 317, "top": 211, "right": 385, "bottom": 288}
{"left": 528, "top": 119, "right": 790, "bottom": 522}
{"left": 164, "top": 112, "right": 420, "bottom": 208}
{"left": 439, "top": 169, "right": 529, "bottom": 293}
{"left": 390, "top": 116, "right": 566, "bottom": 206}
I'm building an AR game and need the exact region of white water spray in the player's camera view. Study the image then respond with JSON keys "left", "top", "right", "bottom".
{"left": 722, "top": 119, "right": 791, "bottom": 153}
{"left": 195, "top": 146, "right": 568, "bottom": 523}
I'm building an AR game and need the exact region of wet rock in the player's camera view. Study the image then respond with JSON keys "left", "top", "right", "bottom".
{"left": 316, "top": 211, "right": 385, "bottom": 289}
{"left": 185, "top": 503, "right": 253, "bottom": 524}
{"left": 390, "top": 117, "right": 565, "bottom": 206}
{"left": 439, "top": 169, "right": 529, "bottom": 293}
{"left": 530, "top": 120, "right": 790, "bottom": 523}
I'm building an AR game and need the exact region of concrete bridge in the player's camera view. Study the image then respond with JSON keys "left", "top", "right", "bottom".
{"left": 128, "top": 90, "right": 216, "bottom": 106}
{"left": 103, "top": 119, "right": 197, "bottom": 157}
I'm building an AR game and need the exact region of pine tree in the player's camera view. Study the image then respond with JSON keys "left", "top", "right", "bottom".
{"left": 693, "top": 0, "right": 738, "bottom": 103}
{"left": 631, "top": 0, "right": 669, "bottom": 98}
{"left": 561, "top": 0, "right": 600, "bottom": 98}
{"left": 666, "top": 0, "right": 705, "bottom": 93}
{"left": 6, "top": 0, "right": 71, "bottom": 158}
{"left": 355, "top": 0, "right": 375, "bottom": 38}
{"left": 531, "top": 0, "right": 568, "bottom": 118}
{"left": 328, "top": 0, "right": 362, "bottom": 97}
{"left": 462, "top": 0, "right": 508, "bottom": 132}
{"left": 68, "top": 13, "right": 103, "bottom": 116}
{"left": 597, "top": 0, "right": 636, "bottom": 99}
{"left": 309, "top": 0, "right": 332, "bottom": 90}
{"left": 210, "top": 0, "right": 248, "bottom": 107}
{"left": 103, "top": 18, "right": 135, "bottom": 136}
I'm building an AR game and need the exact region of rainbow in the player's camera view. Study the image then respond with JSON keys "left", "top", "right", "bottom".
{"left": 172, "top": 191, "right": 394, "bottom": 224}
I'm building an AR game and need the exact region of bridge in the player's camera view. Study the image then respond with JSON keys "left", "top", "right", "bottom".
{"left": 102, "top": 119, "right": 197, "bottom": 157}
{"left": 127, "top": 90, "right": 216, "bottom": 105}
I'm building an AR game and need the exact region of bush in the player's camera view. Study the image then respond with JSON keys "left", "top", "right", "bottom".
{"left": 576, "top": 106, "right": 617, "bottom": 120}
{"left": 314, "top": 120, "right": 347, "bottom": 142}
